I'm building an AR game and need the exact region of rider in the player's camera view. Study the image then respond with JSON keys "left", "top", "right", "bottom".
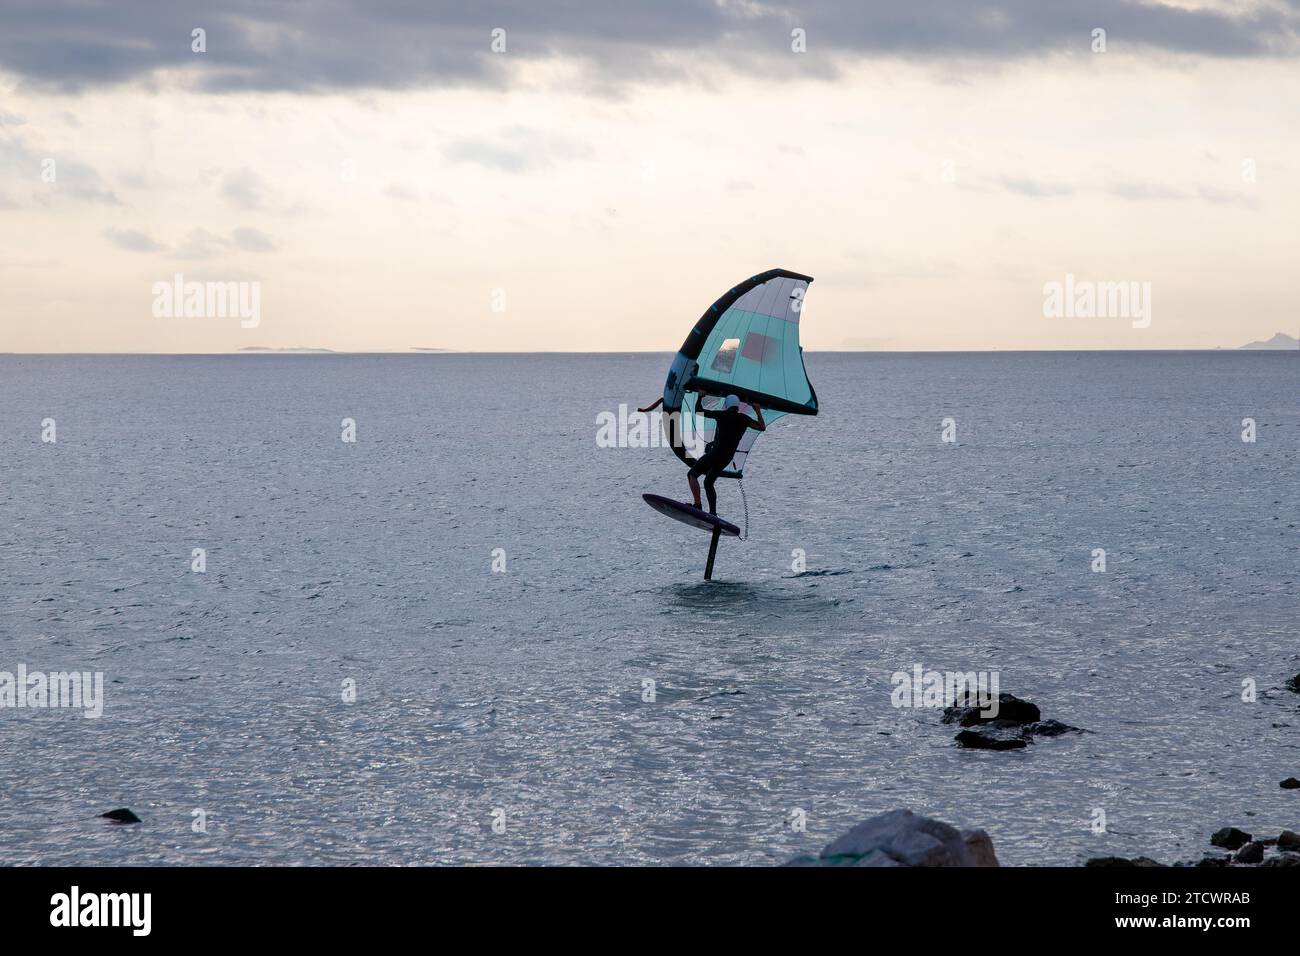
{"left": 637, "top": 393, "right": 766, "bottom": 514}
{"left": 687, "top": 395, "right": 765, "bottom": 513}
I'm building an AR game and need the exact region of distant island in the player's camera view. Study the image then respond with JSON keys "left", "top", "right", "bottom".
{"left": 1239, "top": 332, "right": 1299, "bottom": 350}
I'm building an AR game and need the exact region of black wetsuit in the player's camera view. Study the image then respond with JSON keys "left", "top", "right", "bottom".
{"left": 688, "top": 407, "right": 759, "bottom": 513}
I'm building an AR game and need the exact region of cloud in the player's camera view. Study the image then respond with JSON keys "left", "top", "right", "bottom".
{"left": 104, "top": 227, "right": 165, "bottom": 252}
{"left": 0, "top": 1, "right": 1292, "bottom": 94}
{"left": 383, "top": 183, "right": 419, "bottom": 202}
{"left": 63, "top": 183, "right": 122, "bottom": 204}
{"left": 106, "top": 226, "right": 281, "bottom": 259}
{"left": 443, "top": 125, "right": 594, "bottom": 173}
{"left": 220, "top": 168, "right": 268, "bottom": 209}
{"left": 232, "top": 226, "right": 276, "bottom": 251}
{"left": 1102, "top": 180, "right": 1187, "bottom": 201}
{"left": 1193, "top": 185, "right": 1258, "bottom": 209}
{"left": 0, "top": 135, "right": 122, "bottom": 204}
{"left": 779, "top": 0, "right": 1299, "bottom": 60}
{"left": 174, "top": 228, "right": 231, "bottom": 259}
{"left": 51, "top": 157, "right": 124, "bottom": 204}
{"left": 985, "top": 176, "right": 1079, "bottom": 198}
{"left": 172, "top": 226, "right": 279, "bottom": 257}
{"left": 974, "top": 173, "right": 1258, "bottom": 208}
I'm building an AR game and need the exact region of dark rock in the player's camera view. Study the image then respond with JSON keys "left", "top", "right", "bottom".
{"left": 943, "top": 693, "right": 1084, "bottom": 750}
{"left": 1235, "top": 841, "right": 1265, "bottom": 864}
{"left": 1285, "top": 672, "right": 1300, "bottom": 693}
{"left": 943, "top": 693, "right": 1041, "bottom": 727}
{"left": 1209, "top": 826, "right": 1252, "bottom": 850}
{"left": 1085, "top": 856, "right": 1165, "bottom": 867}
{"left": 1193, "top": 855, "right": 1230, "bottom": 868}
{"left": 100, "top": 808, "right": 141, "bottom": 824}
{"left": 1280, "top": 777, "right": 1300, "bottom": 789}
{"left": 805, "top": 808, "right": 1000, "bottom": 867}
{"left": 956, "top": 728, "right": 1027, "bottom": 750}
{"left": 989, "top": 718, "right": 1030, "bottom": 730}
{"left": 961, "top": 828, "right": 1000, "bottom": 866}
{"left": 850, "top": 849, "right": 904, "bottom": 867}
{"left": 1262, "top": 852, "right": 1300, "bottom": 868}
{"left": 1277, "top": 829, "right": 1300, "bottom": 850}
{"left": 1023, "top": 719, "right": 1085, "bottom": 737}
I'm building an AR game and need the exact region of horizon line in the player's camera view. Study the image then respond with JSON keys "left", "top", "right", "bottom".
{"left": 1, "top": 347, "right": 1296, "bottom": 356}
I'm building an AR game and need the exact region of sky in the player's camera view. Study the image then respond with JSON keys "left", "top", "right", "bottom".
{"left": 0, "top": 0, "right": 1297, "bottom": 352}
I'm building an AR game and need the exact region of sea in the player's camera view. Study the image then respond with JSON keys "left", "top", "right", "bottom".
{"left": 0, "top": 351, "right": 1296, "bottom": 865}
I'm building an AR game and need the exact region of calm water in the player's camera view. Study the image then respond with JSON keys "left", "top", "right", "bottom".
{"left": 0, "top": 352, "right": 1296, "bottom": 865}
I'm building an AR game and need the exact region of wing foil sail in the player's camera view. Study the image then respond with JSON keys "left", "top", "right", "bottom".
{"left": 660, "top": 268, "right": 818, "bottom": 478}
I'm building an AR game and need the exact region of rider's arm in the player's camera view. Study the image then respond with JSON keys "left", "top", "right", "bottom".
{"left": 749, "top": 403, "right": 766, "bottom": 431}
{"left": 637, "top": 397, "right": 664, "bottom": 413}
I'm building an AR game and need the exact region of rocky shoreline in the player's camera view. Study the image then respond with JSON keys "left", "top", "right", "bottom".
{"left": 786, "top": 809, "right": 1300, "bottom": 867}
{"left": 788, "top": 676, "right": 1299, "bottom": 866}
{"left": 1085, "top": 825, "right": 1300, "bottom": 868}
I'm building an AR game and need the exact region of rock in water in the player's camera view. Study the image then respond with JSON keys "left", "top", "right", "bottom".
{"left": 1022, "top": 719, "right": 1085, "bottom": 737}
{"left": 961, "top": 828, "right": 1000, "bottom": 866}
{"left": 943, "top": 693, "right": 1083, "bottom": 750}
{"left": 1235, "top": 841, "right": 1265, "bottom": 864}
{"left": 804, "top": 809, "right": 1000, "bottom": 867}
{"left": 956, "top": 728, "right": 1027, "bottom": 750}
{"left": 1209, "top": 827, "right": 1251, "bottom": 850}
{"left": 1166, "top": 828, "right": 1300, "bottom": 867}
{"left": 100, "top": 808, "right": 141, "bottom": 824}
{"left": 943, "top": 693, "right": 1041, "bottom": 727}
{"left": 1285, "top": 673, "right": 1300, "bottom": 693}
{"left": 1280, "top": 777, "right": 1300, "bottom": 790}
